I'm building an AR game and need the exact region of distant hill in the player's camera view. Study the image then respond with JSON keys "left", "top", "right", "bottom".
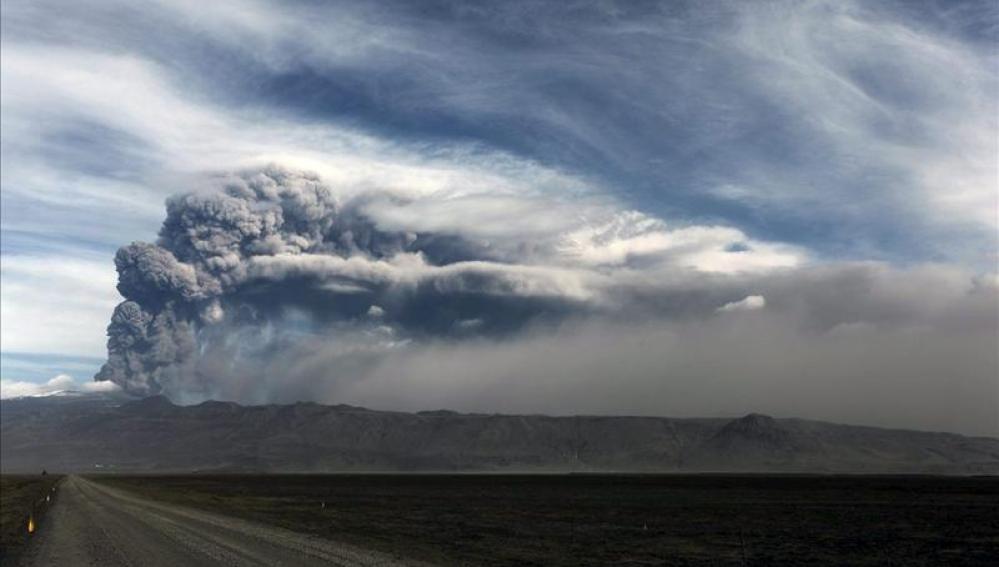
{"left": 2, "top": 394, "right": 997, "bottom": 474}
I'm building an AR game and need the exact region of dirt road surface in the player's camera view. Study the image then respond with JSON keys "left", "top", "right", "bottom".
{"left": 19, "top": 476, "right": 425, "bottom": 566}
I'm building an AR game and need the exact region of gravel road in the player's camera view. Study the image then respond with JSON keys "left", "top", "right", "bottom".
{"left": 19, "top": 476, "right": 425, "bottom": 566}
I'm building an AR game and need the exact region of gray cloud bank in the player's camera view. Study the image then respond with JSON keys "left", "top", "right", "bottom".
{"left": 95, "top": 168, "right": 998, "bottom": 435}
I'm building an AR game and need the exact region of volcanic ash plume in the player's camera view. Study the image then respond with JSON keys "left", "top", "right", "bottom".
{"left": 94, "top": 167, "right": 582, "bottom": 398}
{"left": 91, "top": 168, "right": 998, "bottom": 435}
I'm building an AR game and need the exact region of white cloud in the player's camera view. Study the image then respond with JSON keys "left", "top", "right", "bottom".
{"left": 725, "top": 1, "right": 997, "bottom": 236}
{"left": 3, "top": 0, "right": 993, "bottom": 261}
{"left": 718, "top": 295, "right": 766, "bottom": 313}
{"left": 0, "top": 254, "right": 121, "bottom": 357}
{"left": 557, "top": 213, "right": 804, "bottom": 274}
{"left": 0, "top": 44, "right": 591, "bottom": 211}
{"left": 0, "top": 373, "right": 121, "bottom": 398}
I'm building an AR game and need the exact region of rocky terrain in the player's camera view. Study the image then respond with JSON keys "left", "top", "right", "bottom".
{"left": 2, "top": 393, "right": 997, "bottom": 474}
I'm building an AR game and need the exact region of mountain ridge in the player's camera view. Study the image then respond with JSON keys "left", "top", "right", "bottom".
{"left": 2, "top": 394, "right": 997, "bottom": 474}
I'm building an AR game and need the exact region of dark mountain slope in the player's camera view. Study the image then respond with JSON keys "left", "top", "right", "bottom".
{"left": 2, "top": 394, "right": 996, "bottom": 474}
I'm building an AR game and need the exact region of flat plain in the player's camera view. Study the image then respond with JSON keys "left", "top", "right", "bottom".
{"left": 12, "top": 476, "right": 418, "bottom": 567}
{"left": 91, "top": 474, "right": 999, "bottom": 566}
{"left": 0, "top": 475, "right": 62, "bottom": 564}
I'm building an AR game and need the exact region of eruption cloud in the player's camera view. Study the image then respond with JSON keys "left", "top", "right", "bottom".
{"left": 94, "top": 167, "right": 997, "bottom": 437}
{"left": 95, "top": 167, "right": 589, "bottom": 397}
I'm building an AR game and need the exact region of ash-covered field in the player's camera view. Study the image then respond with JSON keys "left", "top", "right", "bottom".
{"left": 0, "top": 475, "right": 62, "bottom": 564}
{"left": 91, "top": 474, "right": 999, "bottom": 566}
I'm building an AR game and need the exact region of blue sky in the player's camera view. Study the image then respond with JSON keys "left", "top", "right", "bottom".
{"left": 1, "top": 1, "right": 996, "bottom": 433}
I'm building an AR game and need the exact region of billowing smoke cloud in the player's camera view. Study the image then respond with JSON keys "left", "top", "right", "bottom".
{"left": 95, "top": 167, "right": 594, "bottom": 396}
{"left": 93, "top": 167, "right": 998, "bottom": 436}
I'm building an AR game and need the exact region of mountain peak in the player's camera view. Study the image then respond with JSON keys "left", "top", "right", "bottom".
{"left": 731, "top": 413, "right": 779, "bottom": 430}
{"left": 707, "top": 413, "right": 793, "bottom": 451}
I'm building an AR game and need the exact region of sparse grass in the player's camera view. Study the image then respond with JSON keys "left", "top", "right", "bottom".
{"left": 0, "top": 475, "right": 62, "bottom": 564}
{"left": 92, "top": 474, "right": 999, "bottom": 566}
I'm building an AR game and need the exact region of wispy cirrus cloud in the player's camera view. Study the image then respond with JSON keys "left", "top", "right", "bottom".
{"left": 3, "top": 0, "right": 995, "bottom": 261}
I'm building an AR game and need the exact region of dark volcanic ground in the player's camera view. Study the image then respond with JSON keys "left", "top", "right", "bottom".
{"left": 93, "top": 473, "right": 999, "bottom": 566}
